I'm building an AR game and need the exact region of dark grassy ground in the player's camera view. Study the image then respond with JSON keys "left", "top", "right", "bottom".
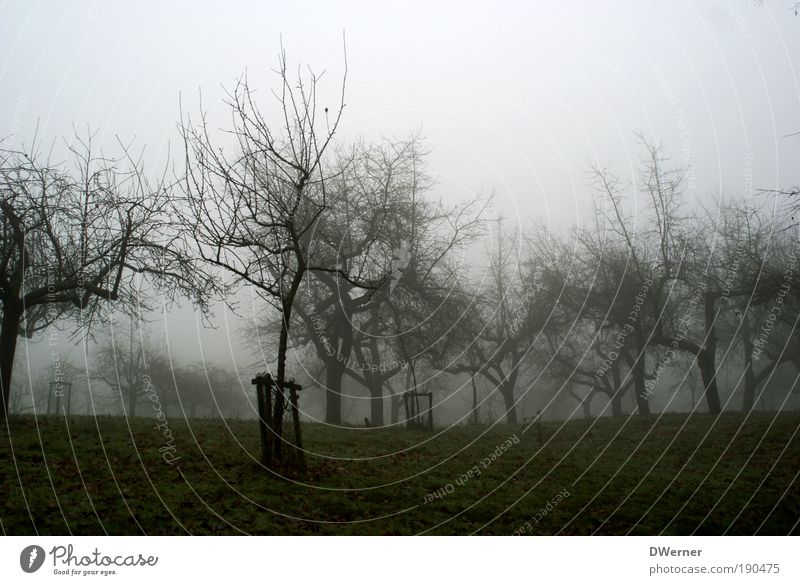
{"left": 1, "top": 411, "right": 798, "bottom": 535}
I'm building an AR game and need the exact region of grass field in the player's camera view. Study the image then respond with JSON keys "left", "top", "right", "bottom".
{"left": 1, "top": 412, "right": 798, "bottom": 535}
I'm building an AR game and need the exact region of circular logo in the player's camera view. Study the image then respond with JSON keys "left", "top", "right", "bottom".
{"left": 20, "top": 545, "right": 45, "bottom": 573}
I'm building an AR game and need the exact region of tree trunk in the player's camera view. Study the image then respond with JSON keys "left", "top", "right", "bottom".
{"left": 471, "top": 373, "right": 479, "bottom": 424}
{"left": 698, "top": 349, "right": 722, "bottom": 414}
{"left": 127, "top": 388, "right": 137, "bottom": 417}
{"left": 701, "top": 293, "right": 722, "bottom": 414}
{"left": 277, "top": 266, "right": 306, "bottom": 389}
{"left": 500, "top": 382, "right": 517, "bottom": 424}
{"left": 321, "top": 308, "right": 352, "bottom": 425}
{"left": 390, "top": 393, "right": 401, "bottom": 425}
{"left": 741, "top": 315, "right": 757, "bottom": 412}
{"left": 622, "top": 336, "right": 651, "bottom": 416}
{"left": 632, "top": 346, "right": 651, "bottom": 416}
{"left": 272, "top": 266, "right": 305, "bottom": 458}
{"left": 742, "top": 359, "right": 757, "bottom": 413}
{"left": 369, "top": 381, "right": 384, "bottom": 427}
{"left": 582, "top": 394, "right": 592, "bottom": 420}
{"left": 0, "top": 302, "right": 21, "bottom": 419}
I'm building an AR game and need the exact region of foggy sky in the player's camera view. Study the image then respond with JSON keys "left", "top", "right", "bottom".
{"left": 2, "top": 1, "right": 799, "bottom": 381}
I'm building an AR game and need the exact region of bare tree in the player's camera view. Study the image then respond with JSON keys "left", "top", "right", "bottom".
{"left": 443, "top": 222, "right": 544, "bottom": 424}
{"left": 269, "top": 136, "right": 486, "bottom": 425}
{"left": 92, "top": 315, "right": 179, "bottom": 417}
{"left": 587, "top": 138, "right": 739, "bottom": 413}
{"left": 178, "top": 48, "right": 348, "bottom": 410}
{"left": 0, "top": 132, "right": 202, "bottom": 419}
{"left": 524, "top": 222, "right": 645, "bottom": 417}
{"left": 729, "top": 202, "right": 800, "bottom": 411}
{"left": 293, "top": 137, "right": 432, "bottom": 424}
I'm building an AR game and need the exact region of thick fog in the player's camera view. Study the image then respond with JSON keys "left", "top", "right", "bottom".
{"left": 2, "top": 1, "right": 799, "bottom": 424}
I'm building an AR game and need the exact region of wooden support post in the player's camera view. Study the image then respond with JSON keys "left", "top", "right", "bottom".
{"left": 272, "top": 381, "right": 285, "bottom": 462}
{"left": 253, "top": 373, "right": 305, "bottom": 470}
{"left": 264, "top": 374, "right": 273, "bottom": 461}
{"left": 289, "top": 382, "right": 305, "bottom": 472}
{"left": 471, "top": 373, "right": 479, "bottom": 425}
{"left": 253, "top": 375, "right": 270, "bottom": 465}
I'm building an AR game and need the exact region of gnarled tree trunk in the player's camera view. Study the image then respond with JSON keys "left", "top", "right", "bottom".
{"left": 0, "top": 302, "right": 22, "bottom": 419}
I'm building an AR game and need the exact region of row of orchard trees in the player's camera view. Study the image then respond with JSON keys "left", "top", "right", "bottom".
{"left": 242, "top": 134, "right": 800, "bottom": 426}
{"left": 0, "top": 52, "right": 485, "bottom": 423}
{"left": 177, "top": 58, "right": 487, "bottom": 426}
{"left": 2, "top": 50, "right": 798, "bottom": 424}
